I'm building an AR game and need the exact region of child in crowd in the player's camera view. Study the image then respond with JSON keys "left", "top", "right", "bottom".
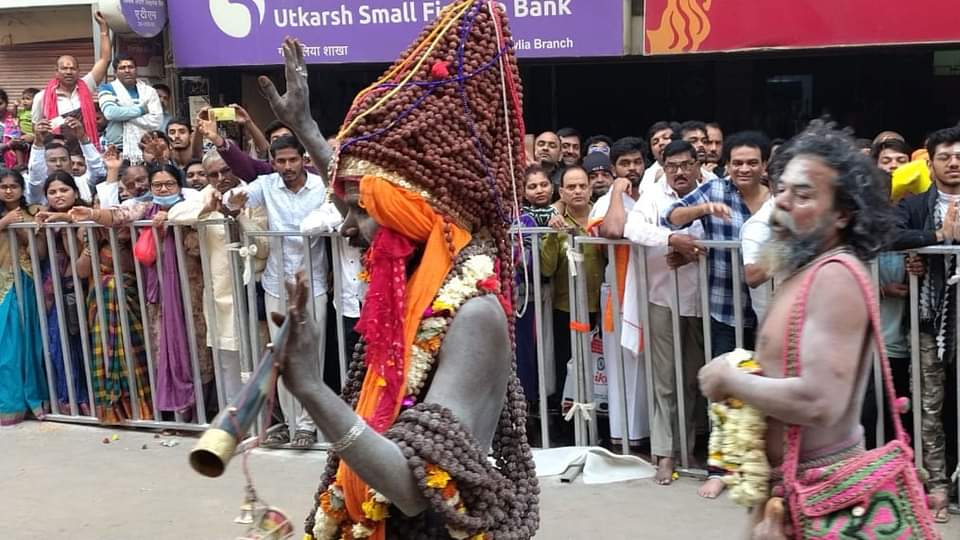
{"left": 0, "top": 89, "right": 22, "bottom": 168}
{"left": 17, "top": 88, "right": 38, "bottom": 141}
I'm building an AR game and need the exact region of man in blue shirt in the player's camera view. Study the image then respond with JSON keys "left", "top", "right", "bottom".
{"left": 665, "top": 131, "right": 773, "bottom": 499}
{"left": 665, "top": 131, "right": 772, "bottom": 355}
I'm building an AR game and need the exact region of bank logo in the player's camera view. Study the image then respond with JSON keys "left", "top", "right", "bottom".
{"left": 209, "top": 0, "right": 266, "bottom": 38}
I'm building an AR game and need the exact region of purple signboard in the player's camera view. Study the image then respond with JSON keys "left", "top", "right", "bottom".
{"left": 168, "top": 1, "right": 624, "bottom": 67}
{"left": 120, "top": 0, "right": 167, "bottom": 38}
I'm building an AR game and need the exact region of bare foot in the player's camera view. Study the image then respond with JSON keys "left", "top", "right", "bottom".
{"left": 929, "top": 488, "right": 951, "bottom": 524}
{"left": 656, "top": 456, "right": 675, "bottom": 486}
{"left": 698, "top": 476, "right": 726, "bottom": 499}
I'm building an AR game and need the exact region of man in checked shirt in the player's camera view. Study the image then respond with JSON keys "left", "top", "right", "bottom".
{"left": 664, "top": 131, "right": 773, "bottom": 499}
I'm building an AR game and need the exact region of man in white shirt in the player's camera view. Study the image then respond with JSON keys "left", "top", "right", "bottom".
{"left": 26, "top": 118, "right": 103, "bottom": 205}
{"left": 167, "top": 150, "right": 270, "bottom": 405}
{"left": 588, "top": 137, "right": 651, "bottom": 449}
{"left": 301, "top": 200, "right": 367, "bottom": 367}
{"left": 224, "top": 134, "right": 328, "bottom": 448}
{"left": 623, "top": 140, "right": 705, "bottom": 486}
{"left": 740, "top": 197, "right": 775, "bottom": 322}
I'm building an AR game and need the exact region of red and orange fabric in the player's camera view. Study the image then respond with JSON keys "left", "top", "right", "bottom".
{"left": 586, "top": 218, "right": 630, "bottom": 335}
{"left": 336, "top": 175, "right": 471, "bottom": 540}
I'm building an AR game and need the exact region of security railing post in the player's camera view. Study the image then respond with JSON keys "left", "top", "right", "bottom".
{"left": 197, "top": 221, "right": 226, "bottom": 412}
{"left": 130, "top": 225, "right": 160, "bottom": 420}
{"left": 671, "top": 268, "right": 690, "bottom": 470}
{"left": 607, "top": 243, "right": 630, "bottom": 456}
{"left": 698, "top": 254, "right": 713, "bottom": 365}
{"left": 65, "top": 227, "right": 96, "bottom": 416}
{"left": 85, "top": 226, "right": 112, "bottom": 420}
{"left": 172, "top": 225, "right": 207, "bottom": 424}
{"left": 330, "top": 235, "right": 349, "bottom": 389}
{"left": 304, "top": 232, "right": 323, "bottom": 442}
{"left": 9, "top": 229, "right": 24, "bottom": 326}
{"left": 244, "top": 231, "right": 261, "bottom": 369}
{"left": 869, "top": 259, "right": 884, "bottom": 447}
{"left": 574, "top": 239, "right": 598, "bottom": 446}
{"left": 636, "top": 246, "right": 656, "bottom": 448}
{"left": 45, "top": 227, "right": 78, "bottom": 416}
{"left": 25, "top": 227, "right": 57, "bottom": 414}
{"left": 954, "top": 252, "right": 960, "bottom": 497}
{"left": 107, "top": 227, "right": 142, "bottom": 421}
{"left": 226, "top": 233, "right": 252, "bottom": 378}
{"left": 907, "top": 251, "right": 922, "bottom": 468}
{"left": 530, "top": 231, "right": 550, "bottom": 448}
{"left": 566, "top": 240, "right": 584, "bottom": 447}
{"left": 731, "top": 246, "right": 744, "bottom": 349}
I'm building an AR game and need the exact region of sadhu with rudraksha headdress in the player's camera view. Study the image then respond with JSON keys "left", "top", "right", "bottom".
{"left": 260, "top": 1, "right": 540, "bottom": 539}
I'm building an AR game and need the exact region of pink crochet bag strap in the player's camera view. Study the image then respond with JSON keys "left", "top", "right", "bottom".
{"left": 781, "top": 253, "right": 908, "bottom": 487}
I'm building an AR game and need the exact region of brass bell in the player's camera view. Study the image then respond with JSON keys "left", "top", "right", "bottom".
{"left": 235, "top": 485, "right": 258, "bottom": 525}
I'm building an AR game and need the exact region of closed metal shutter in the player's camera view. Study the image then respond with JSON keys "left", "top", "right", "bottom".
{"left": 0, "top": 38, "right": 95, "bottom": 106}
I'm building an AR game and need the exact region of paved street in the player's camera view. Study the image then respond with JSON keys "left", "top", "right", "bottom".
{"left": 2, "top": 421, "right": 957, "bottom": 539}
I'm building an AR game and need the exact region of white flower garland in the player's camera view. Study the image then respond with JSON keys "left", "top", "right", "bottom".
{"left": 707, "top": 349, "right": 771, "bottom": 508}
{"left": 406, "top": 254, "right": 495, "bottom": 398}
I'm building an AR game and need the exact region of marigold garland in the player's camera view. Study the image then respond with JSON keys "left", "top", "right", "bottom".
{"left": 707, "top": 349, "right": 771, "bottom": 508}
{"left": 310, "top": 253, "right": 498, "bottom": 540}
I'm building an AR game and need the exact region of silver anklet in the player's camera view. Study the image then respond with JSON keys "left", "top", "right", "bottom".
{"left": 330, "top": 418, "right": 367, "bottom": 453}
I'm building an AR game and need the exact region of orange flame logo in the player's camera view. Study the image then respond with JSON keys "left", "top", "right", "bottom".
{"left": 647, "top": 0, "right": 713, "bottom": 54}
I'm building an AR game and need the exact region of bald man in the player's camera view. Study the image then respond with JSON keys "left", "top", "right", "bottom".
{"left": 31, "top": 12, "right": 112, "bottom": 125}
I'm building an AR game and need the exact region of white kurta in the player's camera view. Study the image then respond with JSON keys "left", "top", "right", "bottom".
{"left": 167, "top": 185, "right": 269, "bottom": 351}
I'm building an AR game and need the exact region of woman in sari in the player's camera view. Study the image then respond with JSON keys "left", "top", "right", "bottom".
{"left": 70, "top": 164, "right": 199, "bottom": 419}
{"left": 0, "top": 168, "right": 47, "bottom": 425}
{"left": 72, "top": 147, "right": 153, "bottom": 423}
{"left": 35, "top": 170, "right": 90, "bottom": 415}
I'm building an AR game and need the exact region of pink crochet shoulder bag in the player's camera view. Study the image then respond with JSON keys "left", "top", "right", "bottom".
{"left": 781, "top": 254, "right": 940, "bottom": 539}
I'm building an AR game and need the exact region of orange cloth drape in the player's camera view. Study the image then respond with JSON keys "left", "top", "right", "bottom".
{"left": 587, "top": 218, "right": 629, "bottom": 332}
{"left": 336, "top": 175, "right": 471, "bottom": 538}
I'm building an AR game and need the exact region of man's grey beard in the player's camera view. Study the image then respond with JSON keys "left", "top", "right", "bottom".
{"left": 759, "top": 211, "right": 833, "bottom": 277}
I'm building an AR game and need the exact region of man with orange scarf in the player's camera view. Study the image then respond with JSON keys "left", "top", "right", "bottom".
{"left": 261, "top": 2, "right": 539, "bottom": 538}
{"left": 31, "top": 12, "right": 112, "bottom": 149}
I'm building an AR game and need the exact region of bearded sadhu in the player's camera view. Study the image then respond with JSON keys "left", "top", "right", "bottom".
{"left": 258, "top": 1, "right": 539, "bottom": 538}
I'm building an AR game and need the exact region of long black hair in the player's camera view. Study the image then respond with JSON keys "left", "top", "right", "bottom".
{"left": 0, "top": 167, "right": 29, "bottom": 212}
{"left": 43, "top": 169, "right": 88, "bottom": 210}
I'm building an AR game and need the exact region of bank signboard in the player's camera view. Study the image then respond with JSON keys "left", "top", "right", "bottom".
{"left": 169, "top": 0, "right": 625, "bottom": 67}
{"left": 644, "top": 0, "right": 960, "bottom": 55}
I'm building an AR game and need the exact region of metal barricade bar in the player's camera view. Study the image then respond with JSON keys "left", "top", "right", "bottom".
{"left": 44, "top": 227, "right": 80, "bottom": 416}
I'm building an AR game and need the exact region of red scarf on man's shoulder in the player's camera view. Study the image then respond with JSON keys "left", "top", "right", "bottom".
{"left": 42, "top": 77, "right": 100, "bottom": 150}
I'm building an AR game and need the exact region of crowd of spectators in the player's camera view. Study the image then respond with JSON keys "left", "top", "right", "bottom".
{"left": 0, "top": 32, "right": 957, "bottom": 515}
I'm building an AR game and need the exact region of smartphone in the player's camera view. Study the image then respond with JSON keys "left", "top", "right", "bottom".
{"left": 210, "top": 107, "right": 236, "bottom": 122}
{"left": 50, "top": 108, "right": 82, "bottom": 130}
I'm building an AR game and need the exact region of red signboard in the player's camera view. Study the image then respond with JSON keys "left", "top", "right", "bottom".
{"left": 644, "top": 0, "right": 960, "bottom": 55}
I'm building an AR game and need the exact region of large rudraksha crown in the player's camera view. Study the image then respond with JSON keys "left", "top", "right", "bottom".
{"left": 333, "top": 0, "right": 526, "bottom": 232}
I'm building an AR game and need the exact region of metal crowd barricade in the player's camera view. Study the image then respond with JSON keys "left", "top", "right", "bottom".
{"left": 558, "top": 233, "right": 960, "bottom": 490}
{"left": 6, "top": 217, "right": 284, "bottom": 433}
{"left": 236, "top": 228, "right": 344, "bottom": 449}
{"left": 511, "top": 226, "right": 559, "bottom": 449}
{"left": 10, "top": 211, "right": 958, "bottom": 487}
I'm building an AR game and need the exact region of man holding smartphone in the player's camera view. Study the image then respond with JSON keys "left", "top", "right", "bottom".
{"left": 32, "top": 12, "right": 112, "bottom": 145}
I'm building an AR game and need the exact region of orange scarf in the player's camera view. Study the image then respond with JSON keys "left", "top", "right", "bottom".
{"left": 336, "top": 176, "right": 471, "bottom": 539}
